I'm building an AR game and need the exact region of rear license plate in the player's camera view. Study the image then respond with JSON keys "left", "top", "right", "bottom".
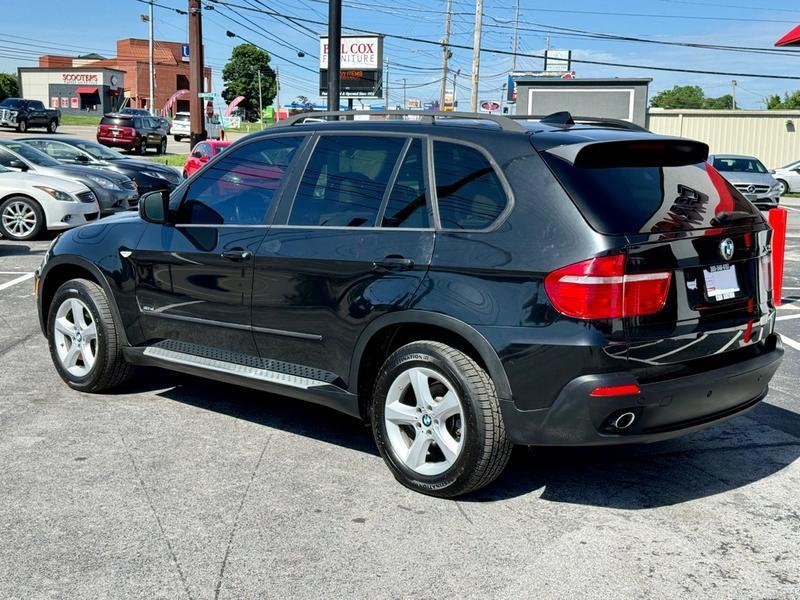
{"left": 703, "top": 264, "right": 740, "bottom": 301}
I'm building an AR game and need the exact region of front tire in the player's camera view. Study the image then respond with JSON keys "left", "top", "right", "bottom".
{"left": 16, "top": 118, "right": 28, "bottom": 133}
{"left": 0, "top": 196, "right": 44, "bottom": 240}
{"left": 777, "top": 179, "right": 789, "bottom": 196}
{"left": 47, "top": 279, "right": 134, "bottom": 392}
{"left": 372, "top": 341, "right": 513, "bottom": 498}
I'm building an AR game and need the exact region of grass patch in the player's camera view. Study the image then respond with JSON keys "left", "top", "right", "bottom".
{"left": 144, "top": 154, "right": 187, "bottom": 167}
{"left": 59, "top": 114, "right": 101, "bottom": 126}
{"left": 784, "top": 193, "right": 800, "bottom": 198}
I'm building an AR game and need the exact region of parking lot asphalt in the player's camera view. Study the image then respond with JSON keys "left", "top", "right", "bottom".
{"left": 1, "top": 202, "right": 800, "bottom": 599}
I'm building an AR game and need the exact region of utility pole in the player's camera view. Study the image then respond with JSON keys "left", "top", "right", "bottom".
{"left": 453, "top": 68, "right": 460, "bottom": 110}
{"left": 188, "top": 0, "right": 206, "bottom": 146}
{"left": 385, "top": 59, "right": 390, "bottom": 108}
{"left": 439, "top": 0, "right": 453, "bottom": 111}
{"left": 732, "top": 79, "right": 737, "bottom": 110}
{"left": 257, "top": 69, "right": 263, "bottom": 129}
{"left": 148, "top": 1, "right": 155, "bottom": 114}
{"left": 470, "top": 0, "right": 484, "bottom": 112}
{"left": 327, "top": 0, "right": 342, "bottom": 111}
{"left": 403, "top": 78, "right": 407, "bottom": 109}
{"left": 275, "top": 67, "right": 280, "bottom": 123}
{"left": 512, "top": 0, "right": 520, "bottom": 71}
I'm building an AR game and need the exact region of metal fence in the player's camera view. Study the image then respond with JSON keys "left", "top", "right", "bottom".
{"left": 648, "top": 109, "right": 800, "bottom": 169}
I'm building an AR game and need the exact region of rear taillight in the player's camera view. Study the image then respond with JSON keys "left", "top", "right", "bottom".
{"left": 760, "top": 252, "right": 773, "bottom": 294}
{"left": 122, "top": 126, "right": 135, "bottom": 138}
{"left": 98, "top": 125, "right": 109, "bottom": 134}
{"left": 544, "top": 254, "right": 672, "bottom": 319}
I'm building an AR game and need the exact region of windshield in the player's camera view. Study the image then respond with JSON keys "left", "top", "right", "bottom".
{"left": 712, "top": 157, "right": 768, "bottom": 174}
{"left": 779, "top": 160, "right": 800, "bottom": 171}
{"left": 2, "top": 142, "right": 61, "bottom": 167}
{"left": 74, "top": 141, "right": 126, "bottom": 160}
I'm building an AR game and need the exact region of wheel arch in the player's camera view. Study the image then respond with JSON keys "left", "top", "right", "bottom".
{"left": 350, "top": 311, "right": 512, "bottom": 420}
{"left": 39, "top": 255, "right": 128, "bottom": 345}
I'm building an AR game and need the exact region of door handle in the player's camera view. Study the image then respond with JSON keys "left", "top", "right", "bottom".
{"left": 221, "top": 249, "right": 252, "bottom": 261}
{"left": 372, "top": 256, "right": 415, "bottom": 271}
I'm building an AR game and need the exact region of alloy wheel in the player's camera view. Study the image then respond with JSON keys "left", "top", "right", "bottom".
{"left": 53, "top": 298, "right": 98, "bottom": 378}
{"left": 383, "top": 366, "right": 465, "bottom": 476}
{"left": 1, "top": 201, "right": 37, "bottom": 238}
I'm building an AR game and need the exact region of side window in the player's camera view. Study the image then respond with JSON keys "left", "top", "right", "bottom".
{"left": 0, "top": 149, "right": 15, "bottom": 167}
{"left": 433, "top": 141, "right": 508, "bottom": 230}
{"left": 46, "top": 141, "right": 83, "bottom": 161}
{"left": 289, "top": 135, "right": 406, "bottom": 227}
{"left": 382, "top": 139, "right": 429, "bottom": 228}
{"left": 30, "top": 101, "right": 44, "bottom": 110}
{"left": 176, "top": 136, "right": 304, "bottom": 225}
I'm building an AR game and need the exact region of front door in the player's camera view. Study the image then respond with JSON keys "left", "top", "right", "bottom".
{"left": 133, "top": 134, "right": 307, "bottom": 354}
{"left": 252, "top": 134, "right": 435, "bottom": 386}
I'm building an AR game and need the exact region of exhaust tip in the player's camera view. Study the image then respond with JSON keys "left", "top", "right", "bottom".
{"left": 612, "top": 411, "right": 636, "bottom": 430}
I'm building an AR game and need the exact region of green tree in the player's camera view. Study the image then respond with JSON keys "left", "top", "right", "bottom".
{"left": 292, "top": 95, "right": 315, "bottom": 111}
{"left": 0, "top": 73, "right": 19, "bottom": 102}
{"left": 766, "top": 90, "right": 800, "bottom": 109}
{"left": 702, "top": 94, "right": 734, "bottom": 110}
{"left": 221, "top": 44, "right": 276, "bottom": 120}
{"left": 651, "top": 85, "right": 706, "bottom": 109}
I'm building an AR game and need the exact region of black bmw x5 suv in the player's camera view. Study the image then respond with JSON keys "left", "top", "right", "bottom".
{"left": 35, "top": 111, "right": 783, "bottom": 497}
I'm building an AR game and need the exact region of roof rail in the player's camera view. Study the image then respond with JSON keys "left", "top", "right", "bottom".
{"left": 510, "top": 113, "right": 648, "bottom": 132}
{"left": 278, "top": 110, "right": 529, "bottom": 132}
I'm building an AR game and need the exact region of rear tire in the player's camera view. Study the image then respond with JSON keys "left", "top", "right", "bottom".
{"left": 372, "top": 341, "right": 513, "bottom": 498}
{"left": 0, "top": 196, "right": 44, "bottom": 241}
{"left": 173, "top": 135, "right": 182, "bottom": 143}
{"left": 158, "top": 137, "right": 167, "bottom": 155}
{"left": 137, "top": 140, "right": 147, "bottom": 155}
{"left": 47, "top": 119, "right": 58, "bottom": 133}
{"left": 47, "top": 278, "right": 135, "bottom": 392}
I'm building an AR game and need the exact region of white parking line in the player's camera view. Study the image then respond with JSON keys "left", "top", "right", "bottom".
{"left": 0, "top": 272, "right": 34, "bottom": 291}
{"left": 782, "top": 205, "right": 800, "bottom": 214}
{"left": 781, "top": 334, "right": 800, "bottom": 352}
{"left": 777, "top": 313, "right": 800, "bottom": 322}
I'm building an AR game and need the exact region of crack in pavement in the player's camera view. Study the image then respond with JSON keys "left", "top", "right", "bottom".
{"left": 214, "top": 434, "right": 272, "bottom": 600}
{"left": 117, "top": 430, "right": 194, "bottom": 600}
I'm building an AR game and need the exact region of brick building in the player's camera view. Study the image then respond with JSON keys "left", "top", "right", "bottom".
{"left": 33, "top": 38, "right": 212, "bottom": 115}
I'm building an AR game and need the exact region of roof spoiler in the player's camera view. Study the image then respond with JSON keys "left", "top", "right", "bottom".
{"left": 546, "top": 138, "right": 709, "bottom": 168}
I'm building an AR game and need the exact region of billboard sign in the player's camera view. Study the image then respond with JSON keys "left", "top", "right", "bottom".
{"left": 544, "top": 49, "right": 572, "bottom": 72}
{"left": 319, "top": 36, "right": 383, "bottom": 70}
{"left": 181, "top": 44, "right": 190, "bottom": 62}
{"left": 319, "top": 69, "right": 382, "bottom": 98}
{"left": 406, "top": 98, "right": 422, "bottom": 109}
{"left": 480, "top": 100, "right": 501, "bottom": 113}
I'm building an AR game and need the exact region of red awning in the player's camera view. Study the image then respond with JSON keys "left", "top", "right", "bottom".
{"left": 775, "top": 24, "right": 800, "bottom": 47}
{"left": 75, "top": 87, "right": 98, "bottom": 94}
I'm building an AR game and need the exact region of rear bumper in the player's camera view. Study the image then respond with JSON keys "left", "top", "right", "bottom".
{"left": 97, "top": 135, "right": 137, "bottom": 149}
{"left": 500, "top": 334, "right": 784, "bottom": 446}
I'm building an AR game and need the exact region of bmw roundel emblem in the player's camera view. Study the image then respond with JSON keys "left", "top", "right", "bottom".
{"left": 422, "top": 414, "right": 432, "bottom": 427}
{"left": 719, "top": 238, "right": 734, "bottom": 261}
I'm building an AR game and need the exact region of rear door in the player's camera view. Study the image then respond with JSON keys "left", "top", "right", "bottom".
{"left": 251, "top": 133, "right": 435, "bottom": 386}
{"left": 542, "top": 142, "right": 774, "bottom": 370}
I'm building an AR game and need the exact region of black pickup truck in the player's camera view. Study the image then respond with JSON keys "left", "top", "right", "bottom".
{"left": 0, "top": 98, "right": 60, "bottom": 133}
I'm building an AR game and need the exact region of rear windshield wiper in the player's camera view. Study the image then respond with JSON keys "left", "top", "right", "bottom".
{"left": 710, "top": 211, "right": 758, "bottom": 226}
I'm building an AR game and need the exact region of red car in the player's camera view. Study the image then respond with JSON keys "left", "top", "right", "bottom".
{"left": 183, "top": 140, "right": 232, "bottom": 178}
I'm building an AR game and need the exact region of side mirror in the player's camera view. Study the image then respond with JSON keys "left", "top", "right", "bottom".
{"left": 76, "top": 154, "right": 90, "bottom": 163}
{"left": 139, "top": 190, "right": 169, "bottom": 224}
{"left": 192, "top": 151, "right": 203, "bottom": 159}
{"left": 8, "top": 159, "right": 28, "bottom": 171}
{"left": 769, "top": 169, "right": 776, "bottom": 174}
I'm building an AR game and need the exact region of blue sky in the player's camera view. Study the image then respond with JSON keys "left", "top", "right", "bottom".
{"left": 1, "top": 0, "right": 798, "bottom": 110}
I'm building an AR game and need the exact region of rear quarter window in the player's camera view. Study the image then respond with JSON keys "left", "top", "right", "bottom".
{"left": 433, "top": 141, "right": 508, "bottom": 230}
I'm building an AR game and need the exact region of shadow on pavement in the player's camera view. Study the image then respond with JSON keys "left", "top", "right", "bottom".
{"left": 118, "top": 369, "right": 800, "bottom": 508}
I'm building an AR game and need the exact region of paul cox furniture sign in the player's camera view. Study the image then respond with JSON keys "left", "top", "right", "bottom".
{"left": 319, "top": 36, "right": 383, "bottom": 70}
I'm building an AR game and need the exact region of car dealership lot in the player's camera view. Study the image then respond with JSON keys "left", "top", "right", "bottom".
{"left": 1, "top": 203, "right": 800, "bottom": 599}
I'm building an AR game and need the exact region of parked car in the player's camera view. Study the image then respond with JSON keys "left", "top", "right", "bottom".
{"left": 0, "top": 140, "right": 137, "bottom": 216}
{"left": 35, "top": 111, "right": 783, "bottom": 498}
{"left": 171, "top": 111, "right": 222, "bottom": 142}
{"left": 18, "top": 136, "right": 182, "bottom": 196}
{"left": 709, "top": 154, "right": 782, "bottom": 209}
{"left": 183, "top": 140, "right": 231, "bottom": 178}
{"left": 773, "top": 160, "right": 800, "bottom": 195}
{"left": 119, "top": 108, "right": 171, "bottom": 135}
{"left": 97, "top": 113, "right": 168, "bottom": 155}
{"left": 0, "top": 98, "right": 60, "bottom": 133}
{"left": 0, "top": 163, "right": 99, "bottom": 240}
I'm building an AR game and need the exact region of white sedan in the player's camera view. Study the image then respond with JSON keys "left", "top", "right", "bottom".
{"left": 0, "top": 165, "right": 100, "bottom": 241}
{"left": 774, "top": 160, "right": 800, "bottom": 195}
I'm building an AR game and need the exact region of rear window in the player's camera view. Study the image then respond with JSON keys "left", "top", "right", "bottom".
{"left": 543, "top": 154, "right": 760, "bottom": 234}
{"left": 174, "top": 113, "right": 190, "bottom": 122}
{"left": 100, "top": 116, "right": 133, "bottom": 127}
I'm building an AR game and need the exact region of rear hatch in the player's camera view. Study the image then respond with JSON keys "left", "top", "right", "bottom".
{"left": 540, "top": 135, "right": 774, "bottom": 375}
